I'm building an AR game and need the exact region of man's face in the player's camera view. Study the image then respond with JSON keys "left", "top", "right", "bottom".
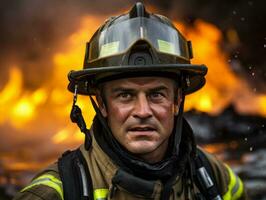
{"left": 98, "top": 77, "right": 180, "bottom": 162}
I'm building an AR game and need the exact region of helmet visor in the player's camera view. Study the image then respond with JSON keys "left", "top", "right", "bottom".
{"left": 88, "top": 17, "right": 190, "bottom": 62}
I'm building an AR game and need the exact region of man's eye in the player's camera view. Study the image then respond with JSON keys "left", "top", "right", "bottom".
{"left": 150, "top": 92, "right": 164, "bottom": 99}
{"left": 118, "top": 93, "right": 132, "bottom": 99}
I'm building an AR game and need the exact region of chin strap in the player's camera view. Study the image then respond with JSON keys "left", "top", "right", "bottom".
{"left": 89, "top": 96, "right": 113, "bottom": 137}
{"left": 173, "top": 92, "right": 185, "bottom": 156}
{"left": 70, "top": 85, "right": 92, "bottom": 150}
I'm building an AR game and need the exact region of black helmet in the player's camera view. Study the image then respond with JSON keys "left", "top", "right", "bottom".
{"left": 68, "top": 2, "right": 207, "bottom": 95}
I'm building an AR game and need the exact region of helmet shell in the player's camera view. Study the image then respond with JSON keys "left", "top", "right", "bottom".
{"left": 68, "top": 2, "right": 207, "bottom": 95}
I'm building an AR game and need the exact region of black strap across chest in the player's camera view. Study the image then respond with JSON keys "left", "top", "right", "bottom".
{"left": 58, "top": 149, "right": 93, "bottom": 200}
{"left": 194, "top": 149, "right": 222, "bottom": 200}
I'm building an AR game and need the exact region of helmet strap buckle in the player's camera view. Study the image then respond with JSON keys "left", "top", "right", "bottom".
{"left": 70, "top": 84, "right": 92, "bottom": 150}
{"left": 186, "top": 77, "right": 191, "bottom": 87}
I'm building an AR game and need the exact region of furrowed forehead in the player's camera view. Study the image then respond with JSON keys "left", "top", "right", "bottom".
{"left": 101, "top": 77, "right": 177, "bottom": 92}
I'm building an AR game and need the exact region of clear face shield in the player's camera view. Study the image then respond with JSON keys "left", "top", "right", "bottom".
{"left": 88, "top": 17, "right": 191, "bottom": 63}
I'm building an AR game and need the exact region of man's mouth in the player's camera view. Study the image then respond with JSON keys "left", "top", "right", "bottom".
{"left": 128, "top": 126, "right": 156, "bottom": 132}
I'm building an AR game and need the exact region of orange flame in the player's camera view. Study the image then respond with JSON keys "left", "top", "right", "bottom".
{"left": 174, "top": 20, "right": 239, "bottom": 114}
{"left": 0, "top": 67, "right": 48, "bottom": 128}
{"left": 175, "top": 20, "right": 266, "bottom": 116}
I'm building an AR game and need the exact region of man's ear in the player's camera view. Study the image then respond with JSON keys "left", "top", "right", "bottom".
{"left": 96, "top": 92, "right": 108, "bottom": 117}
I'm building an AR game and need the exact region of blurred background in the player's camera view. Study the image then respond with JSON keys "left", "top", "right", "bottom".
{"left": 0, "top": 0, "right": 265, "bottom": 199}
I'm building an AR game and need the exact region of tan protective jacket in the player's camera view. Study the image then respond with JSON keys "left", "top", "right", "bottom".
{"left": 13, "top": 134, "right": 248, "bottom": 200}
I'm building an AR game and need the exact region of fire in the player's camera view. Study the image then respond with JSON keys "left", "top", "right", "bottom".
{"left": 259, "top": 96, "right": 266, "bottom": 116}
{"left": 52, "top": 126, "right": 84, "bottom": 144}
{"left": 197, "top": 94, "right": 213, "bottom": 112}
{"left": 175, "top": 20, "right": 240, "bottom": 114}
{"left": 52, "top": 128, "right": 69, "bottom": 144}
{"left": 0, "top": 67, "right": 22, "bottom": 105}
{"left": 11, "top": 89, "right": 47, "bottom": 124}
{"left": 203, "top": 141, "right": 239, "bottom": 154}
{"left": 175, "top": 20, "right": 266, "bottom": 116}
{"left": 12, "top": 98, "right": 34, "bottom": 120}
{"left": 202, "top": 141, "right": 241, "bottom": 165}
{"left": 0, "top": 67, "right": 49, "bottom": 128}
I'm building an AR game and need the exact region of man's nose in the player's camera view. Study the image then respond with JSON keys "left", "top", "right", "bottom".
{"left": 132, "top": 94, "right": 152, "bottom": 119}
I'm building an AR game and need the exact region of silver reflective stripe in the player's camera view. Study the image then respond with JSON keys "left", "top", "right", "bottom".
{"left": 212, "top": 195, "right": 222, "bottom": 200}
{"left": 232, "top": 176, "right": 241, "bottom": 196}
{"left": 198, "top": 167, "right": 214, "bottom": 188}
{"left": 31, "top": 178, "right": 54, "bottom": 185}
{"left": 140, "top": 26, "right": 144, "bottom": 39}
{"left": 77, "top": 161, "right": 89, "bottom": 197}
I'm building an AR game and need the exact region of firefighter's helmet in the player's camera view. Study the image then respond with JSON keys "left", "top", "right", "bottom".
{"left": 68, "top": 2, "right": 207, "bottom": 95}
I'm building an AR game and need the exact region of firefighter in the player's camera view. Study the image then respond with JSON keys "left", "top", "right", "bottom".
{"left": 13, "top": 2, "right": 248, "bottom": 200}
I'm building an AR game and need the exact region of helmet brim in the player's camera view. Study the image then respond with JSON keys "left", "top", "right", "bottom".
{"left": 68, "top": 64, "right": 207, "bottom": 95}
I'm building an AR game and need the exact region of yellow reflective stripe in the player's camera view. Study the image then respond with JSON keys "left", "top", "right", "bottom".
{"left": 158, "top": 39, "right": 175, "bottom": 55}
{"left": 223, "top": 165, "right": 244, "bottom": 200}
{"left": 93, "top": 188, "right": 109, "bottom": 200}
{"left": 223, "top": 165, "right": 237, "bottom": 200}
{"left": 99, "top": 41, "right": 119, "bottom": 58}
{"left": 21, "top": 174, "right": 63, "bottom": 200}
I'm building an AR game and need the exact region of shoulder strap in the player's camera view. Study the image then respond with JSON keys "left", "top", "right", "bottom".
{"left": 193, "top": 148, "right": 222, "bottom": 200}
{"left": 58, "top": 149, "right": 94, "bottom": 200}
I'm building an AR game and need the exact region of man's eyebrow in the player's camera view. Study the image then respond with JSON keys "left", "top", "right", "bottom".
{"left": 111, "top": 87, "right": 135, "bottom": 93}
{"left": 111, "top": 86, "right": 170, "bottom": 93}
{"left": 149, "top": 86, "right": 169, "bottom": 92}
